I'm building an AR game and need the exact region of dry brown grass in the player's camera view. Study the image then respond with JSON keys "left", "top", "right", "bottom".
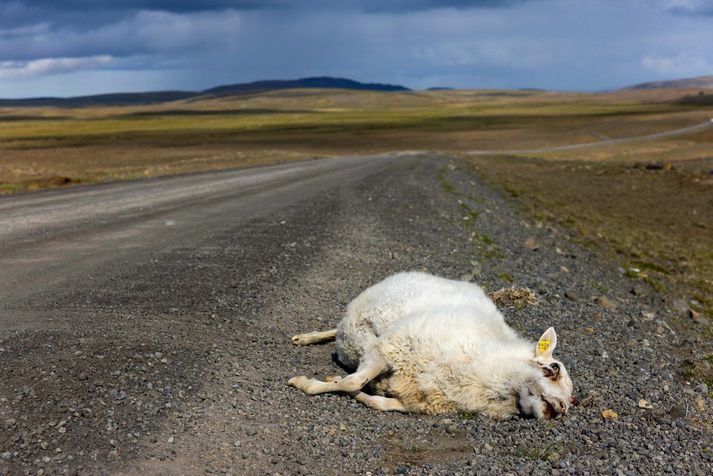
{"left": 2, "top": 86, "right": 710, "bottom": 193}
{"left": 490, "top": 287, "right": 539, "bottom": 309}
{"left": 465, "top": 150, "right": 713, "bottom": 388}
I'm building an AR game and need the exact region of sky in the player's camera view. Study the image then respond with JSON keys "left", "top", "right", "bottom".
{"left": 0, "top": 0, "right": 712, "bottom": 98}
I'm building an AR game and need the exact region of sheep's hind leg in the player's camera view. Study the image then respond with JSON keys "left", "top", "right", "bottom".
{"left": 311, "top": 375, "right": 407, "bottom": 412}
{"left": 291, "top": 329, "right": 337, "bottom": 346}
{"left": 288, "top": 356, "right": 386, "bottom": 395}
{"left": 351, "top": 392, "right": 407, "bottom": 412}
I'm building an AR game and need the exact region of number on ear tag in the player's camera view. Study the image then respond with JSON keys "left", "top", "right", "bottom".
{"left": 538, "top": 339, "right": 551, "bottom": 353}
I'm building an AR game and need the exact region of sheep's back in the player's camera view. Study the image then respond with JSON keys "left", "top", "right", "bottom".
{"left": 335, "top": 271, "right": 510, "bottom": 369}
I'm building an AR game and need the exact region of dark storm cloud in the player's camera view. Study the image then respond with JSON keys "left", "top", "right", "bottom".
{"left": 0, "top": 0, "right": 534, "bottom": 62}
{"left": 666, "top": 6, "right": 713, "bottom": 16}
{"left": 1, "top": 0, "right": 712, "bottom": 97}
{"left": 0, "top": 8, "right": 245, "bottom": 62}
{"left": 343, "top": 0, "right": 531, "bottom": 12}
{"left": 0, "top": 0, "right": 529, "bottom": 31}
{"left": 652, "top": 0, "right": 713, "bottom": 16}
{"left": 0, "top": 1, "right": 279, "bottom": 30}
{"left": 16, "top": 0, "right": 528, "bottom": 15}
{"left": 17, "top": 1, "right": 281, "bottom": 13}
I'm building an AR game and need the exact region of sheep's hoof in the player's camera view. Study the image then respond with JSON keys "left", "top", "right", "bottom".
{"left": 291, "top": 334, "right": 311, "bottom": 345}
{"left": 288, "top": 376, "right": 315, "bottom": 394}
{"left": 288, "top": 376, "right": 304, "bottom": 387}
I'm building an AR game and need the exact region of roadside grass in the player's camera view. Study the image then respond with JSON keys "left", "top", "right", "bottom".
{"left": 464, "top": 150, "right": 713, "bottom": 388}
{"left": 517, "top": 442, "right": 562, "bottom": 462}
{"left": 464, "top": 155, "right": 713, "bottom": 316}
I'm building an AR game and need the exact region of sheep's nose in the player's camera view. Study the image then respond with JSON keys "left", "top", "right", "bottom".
{"left": 569, "top": 396, "right": 579, "bottom": 406}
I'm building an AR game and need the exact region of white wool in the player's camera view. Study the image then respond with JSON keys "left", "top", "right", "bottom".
{"left": 338, "top": 272, "right": 518, "bottom": 366}
{"left": 333, "top": 271, "right": 573, "bottom": 419}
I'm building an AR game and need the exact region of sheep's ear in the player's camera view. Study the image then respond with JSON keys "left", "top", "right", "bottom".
{"left": 535, "top": 327, "right": 557, "bottom": 358}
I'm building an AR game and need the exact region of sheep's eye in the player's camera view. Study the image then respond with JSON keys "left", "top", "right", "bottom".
{"left": 550, "top": 363, "right": 560, "bottom": 371}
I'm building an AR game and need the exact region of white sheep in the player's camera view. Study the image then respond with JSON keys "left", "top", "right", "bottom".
{"left": 289, "top": 271, "right": 576, "bottom": 420}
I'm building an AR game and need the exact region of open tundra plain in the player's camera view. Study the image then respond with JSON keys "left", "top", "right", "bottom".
{"left": 0, "top": 88, "right": 712, "bottom": 474}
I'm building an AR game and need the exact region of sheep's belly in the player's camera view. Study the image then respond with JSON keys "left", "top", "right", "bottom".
{"left": 371, "top": 372, "right": 520, "bottom": 419}
{"left": 370, "top": 374, "right": 459, "bottom": 415}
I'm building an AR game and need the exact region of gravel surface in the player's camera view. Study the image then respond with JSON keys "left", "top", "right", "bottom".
{"left": 1, "top": 154, "right": 711, "bottom": 475}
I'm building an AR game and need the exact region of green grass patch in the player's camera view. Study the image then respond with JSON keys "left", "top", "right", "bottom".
{"left": 437, "top": 164, "right": 482, "bottom": 227}
{"left": 479, "top": 234, "right": 496, "bottom": 245}
{"left": 630, "top": 260, "right": 671, "bottom": 275}
{"left": 472, "top": 234, "right": 505, "bottom": 261}
{"left": 437, "top": 163, "right": 509, "bottom": 263}
{"left": 460, "top": 202, "right": 480, "bottom": 222}
{"left": 517, "top": 443, "right": 560, "bottom": 461}
{"left": 589, "top": 281, "right": 609, "bottom": 295}
{"left": 458, "top": 412, "right": 478, "bottom": 421}
{"left": 0, "top": 183, "right": 23, "bottom": 194}
{"left": 642, "top": 275, "right": 668, "bottom": 294}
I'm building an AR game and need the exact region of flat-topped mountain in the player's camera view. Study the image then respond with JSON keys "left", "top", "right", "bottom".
{"left": 203, "top": 77, "right": 409, "bottom": 95}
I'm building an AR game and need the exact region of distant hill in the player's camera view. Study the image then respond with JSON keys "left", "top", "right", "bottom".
{"left": 0, "top": 91, "right": 196, "bottom": 108}
{"left": 426, "top": 87, "right": 453, "bottom": 91}
{"left": 203, "top": 77, "right": 410, "bottom": 96}
{"left": 624, "top": 75, "right": 713, "bottom": 90}
{"left": 0, "top": 76, "right": 410, "bottom": 108}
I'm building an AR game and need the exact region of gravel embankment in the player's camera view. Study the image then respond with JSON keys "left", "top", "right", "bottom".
{"left": 1, "top": 155, "right": 711, "bottom": 475}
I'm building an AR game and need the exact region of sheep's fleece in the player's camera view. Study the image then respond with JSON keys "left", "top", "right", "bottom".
{"left": 290, "top": 271, "right": 575, "bottom": 420}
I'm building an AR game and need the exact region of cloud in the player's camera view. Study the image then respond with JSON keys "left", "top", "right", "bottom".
{"left": 10, "top": 1, "right": 279, "bottom": 13}
{"left": 0, "top": 1, "right": 269, "bottom": 31}
{"left": 0, "top": 55, "right": 113, "bottom": 80}
{"left": 13, "top": 1, "right": 530, "bottom": 14}
{"left": 0, "top": 9, "right": 243, "bottom": 62}
{"left": 0, "top": 0, "right": 536, "bottom": 32}
{"left": 0, "top": 0, "right": 712, "bottom": 97}
{"left": 652, "top": 0, "right": 713, "bottom": 15}
{"left": 641, "top": 54, "right": 713, "bottom": 76}
{"left": 327, "top": 0, "right": 533, "bottom": 12}
{"left": 0, "top": 22, "right": 51, "bottom": 39}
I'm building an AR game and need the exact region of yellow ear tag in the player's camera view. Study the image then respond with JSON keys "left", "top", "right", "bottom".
{"left": 538, "top": 339, "right": 551, "bottom": 353}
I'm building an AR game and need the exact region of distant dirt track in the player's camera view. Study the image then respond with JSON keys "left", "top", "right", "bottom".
{"left": 467, "top": 119, "right": 713, "bottom": 155}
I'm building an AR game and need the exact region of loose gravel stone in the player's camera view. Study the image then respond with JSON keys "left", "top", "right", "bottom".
{"left": 564, "top": 290, "right": 581, "bottom": 302}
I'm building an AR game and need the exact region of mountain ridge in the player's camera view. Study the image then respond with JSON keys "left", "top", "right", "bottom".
{"left": 623, "top": 75, "right": 713, "bottom": 90}
{"left": 0, "top": 76, "right": 410, "bottom": 108}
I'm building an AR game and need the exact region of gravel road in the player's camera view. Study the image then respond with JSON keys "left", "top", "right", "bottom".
{"left": 0, "top": 154, "right": 711, "bottom": 475}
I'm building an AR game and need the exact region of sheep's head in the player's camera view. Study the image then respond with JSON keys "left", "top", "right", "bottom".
{"left": 519, "top": 327, "right": 576, "bottom": 419}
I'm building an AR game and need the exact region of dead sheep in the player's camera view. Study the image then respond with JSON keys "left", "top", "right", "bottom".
{"left": 289, "top": 271, "right": 576, "bottom": 420}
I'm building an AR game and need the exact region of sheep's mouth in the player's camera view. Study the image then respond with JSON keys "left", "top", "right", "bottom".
{"left": 541, "top": 397, "right": 559, "bottom": 419}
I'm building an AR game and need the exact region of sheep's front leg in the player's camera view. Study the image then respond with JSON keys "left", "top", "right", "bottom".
{"left": 291, "top": 329, "right": 337, "bottom": 346}
{"left": 288, "top": 356, "right": 386, "bottom": 395}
